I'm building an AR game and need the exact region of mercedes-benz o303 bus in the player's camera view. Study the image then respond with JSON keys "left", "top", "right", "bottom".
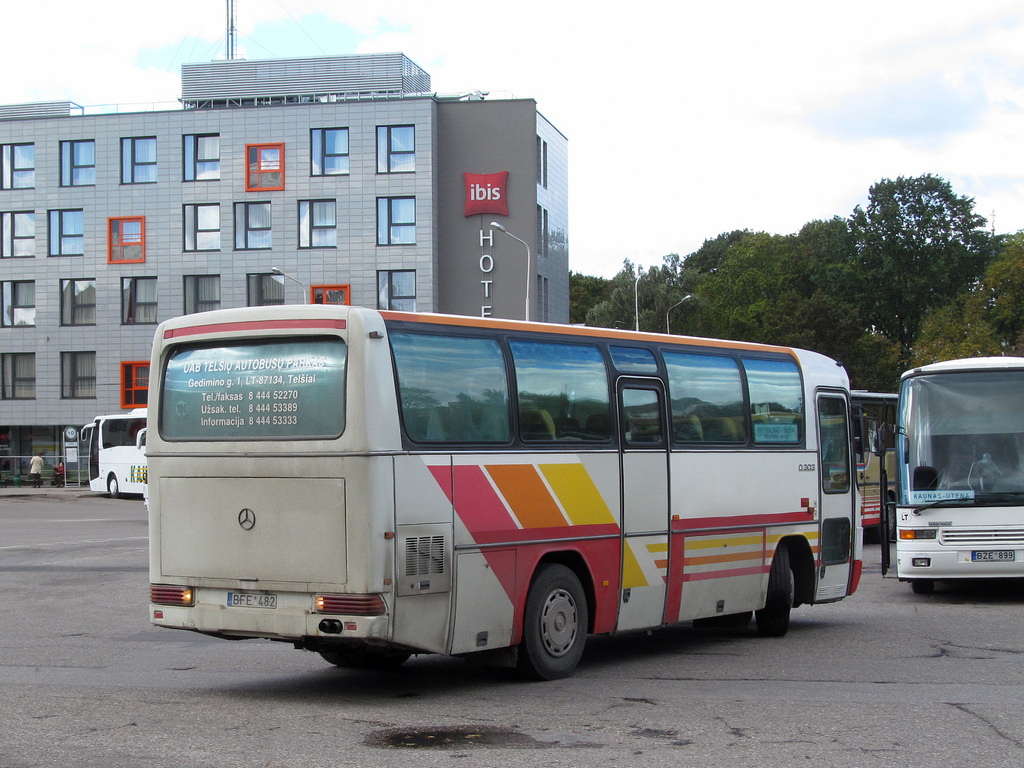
{"left": 147, "top": 306, "right": 861, "bottom": 679}
{"left": 894, "top": 357, "right": 1024, "bottom": 594}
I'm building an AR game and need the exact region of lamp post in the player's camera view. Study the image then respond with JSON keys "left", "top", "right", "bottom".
{"left": 489, "top": 222, "right": 531, "bottom": 321}
{"left": 665, "top": 294, "right": 692, "bottom": 334}
{"left": 634, "top": 267, "right": 643, "bottom": 331}
{"left": 271, "top": 267, "right": 308, "bottom": 304}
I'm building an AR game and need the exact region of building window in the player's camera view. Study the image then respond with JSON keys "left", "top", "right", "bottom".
{"left": 377, "top": 269, "right": 416, "bottom": 311}
{"left": 234, "top": 202, "right": 272, "bottom": 249}
{"left": 312, "top": 284, "right": 350, "bottom": 305}
{"left": 60, "top": 278, "right": 96, "bottom": 326}
{"left": 376, "top": 197, "right": 415, "bottom": 245}
{"left": 246, "top": 273, "right": 285, "bottom": 307}
{"left": 121, "top": 137, "right": 157, "bottom": 183}
{"left": 536, "top": 205, "right": 549, "bottom": 258}
{"left": 245, "top": 143, "right": 284, "bottom": 191}
{"left": 311, "top": 128, "right": 349, "bottom": 176}
{"left": 121, "top": 277, "right": 158, "bottom": 324}
{"left": 184, "top": 204, "right": 220, "bottom": 251}
{"left": 376, "top": 125, "right": 415, "bottom": 173}
{"left": 1, "top": 143, "right": 34, "bottom": 189}
{"left": 183, "top": 134, "right": 220, "bottom": 181}
{"left": 121, "top": 361, "right": 149, "bottom": 407}
{"left": 1, "top": 352, "right": 35, "bottom": 399}
{"left": 109, "top": 217, "right": 145, "bottom": 263}
{"left": 536, "top": 136, "right": 548, "bottom": 189}
{"left": 183, "top": 275, "right": 221, "bottom": 314}
{"left": 48, "top": 209, "right": 84, "bottom": 256}
{"left": 1, "top": 280, "right": 35, "bottom": 326}
{"left": 298, "top": 200, "right": 337, "bottom": 248}
{"left": 60, "top": 140, "right": 96, "bottom": 186}
{"left": 61, "top": 351, "right": 96, "bottom": 398}
{"left": 1, "top": 211, "right": 34, "bottom": 258}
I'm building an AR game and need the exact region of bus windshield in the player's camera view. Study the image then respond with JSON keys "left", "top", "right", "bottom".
{"left": 900, "top": 370, "right": 1024, "bottom": 505}
{"left": 160, "top": 337, "right": 347, "bottom": 441}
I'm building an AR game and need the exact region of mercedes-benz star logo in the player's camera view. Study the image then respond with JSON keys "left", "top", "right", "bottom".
{"left": 237, "top": 508, "right": 256, "bottom": 531}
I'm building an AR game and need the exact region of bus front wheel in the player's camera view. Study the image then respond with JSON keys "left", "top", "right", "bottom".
{"left": 756, "top": 545, "right": 794, "bottom": 637}
{"left": 516, "top": 563, "right": 588, "bottom": 681}
{"left": 107, "top": 474, "right": 120, "bottom": 499}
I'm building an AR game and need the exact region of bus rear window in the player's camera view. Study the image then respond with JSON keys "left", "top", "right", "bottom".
{"left": 160, "top": 337, "right": 346, "bottom": 440}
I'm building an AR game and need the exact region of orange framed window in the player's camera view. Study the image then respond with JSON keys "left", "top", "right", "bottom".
{"left": 311, "top": 284, "right": 350, "bottom": 305}
{"left": 245, "top": 143, "right": 285, "bottom": 191}
{"left": 109, "top": 217, "right": 145, "bottom": 263}
{"left": 121, "top": 361, "right": 149, "bottom": 407}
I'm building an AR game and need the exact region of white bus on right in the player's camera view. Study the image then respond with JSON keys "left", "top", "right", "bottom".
{"left": 895, "top": 356, "right": 1024, "bottom": 594}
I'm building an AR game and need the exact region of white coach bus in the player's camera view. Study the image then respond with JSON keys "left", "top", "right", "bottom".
{"left": 893, "top": 357, "right": 1024, "bottom": 593}
{"left": 147, "top": 306, "right": 861, "bottom": 679}
{"left": 80, "top": 409, "right": 147, "bottom": 497}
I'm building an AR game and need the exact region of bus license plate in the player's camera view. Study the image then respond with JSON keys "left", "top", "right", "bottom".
{"left": 972, "top": 550, "right": 1015, "bottom": 562}
{"left": 227, "top": 592, "right": 278, "bottom": 609}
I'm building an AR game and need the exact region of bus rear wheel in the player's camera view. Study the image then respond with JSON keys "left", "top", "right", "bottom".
{"left": 756, "top": 545, "right": 794, "bottom": 637}
{"left": 318, "top": 648, "right": 410, "bottom": 670}
{"left": 107, "top": 473, "right": 120, "bottom": 499}
{"left": 516, "top": 563, "right": 588, "bottom": 681}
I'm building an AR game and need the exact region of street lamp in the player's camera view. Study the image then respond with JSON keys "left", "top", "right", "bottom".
{"left": 271, "top": 267, "right": 308, "bottom": 304}
{"left": 665, "top": 294, "right": 692, "bottom": 334}
{"left": 490, "top": 222, "right": 532, "bottom": 321}
{"left": 634, "top": 267, "right": 643, "bottom": 331}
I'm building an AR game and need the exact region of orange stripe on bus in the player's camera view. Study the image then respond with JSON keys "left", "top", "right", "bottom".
{"left": 486, "top": 464, "right": 567, "bottom": 529}
{"left": 685, "top": 550, "right": 766, "bottom": 567}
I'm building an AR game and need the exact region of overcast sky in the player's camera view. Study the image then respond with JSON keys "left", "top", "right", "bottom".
{"left": 4, "top": 0, "right": 1022, "bottom": 277}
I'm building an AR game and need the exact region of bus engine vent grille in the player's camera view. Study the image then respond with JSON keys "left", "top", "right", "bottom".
{"left": 405, "top": 535, "right": 447, "bottom": 576}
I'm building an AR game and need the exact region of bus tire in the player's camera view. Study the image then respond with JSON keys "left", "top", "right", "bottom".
{"left": 318, "top": 648, "right": 410, "bottom": 670}
{"left": 756, "top": 545, "right": 794, "bottom": 637}
{"left": 107, "top": 473, "right": 120, "bottom": 499}
{"left": 910, "top": 579, "right": 935, "bottom": 595}
{"left": 516, "top": 564, "right": 588, "bottom": 681}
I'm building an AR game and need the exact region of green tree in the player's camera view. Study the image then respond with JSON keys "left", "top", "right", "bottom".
{"left": 848, "top": 174, "right": 992, "bottom": 357}
{"left": 569, "top": 272, "right": 611, "bottom": 325}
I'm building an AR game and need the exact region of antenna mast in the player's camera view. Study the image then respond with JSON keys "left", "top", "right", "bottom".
{"left": 226, "top": 0, "right": 238, "bottom": 60}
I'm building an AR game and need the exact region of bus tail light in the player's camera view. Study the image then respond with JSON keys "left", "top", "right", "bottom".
{"left": 899, "top": 529, "right": 937, "bottom": 540}
{"left": 315, "top": 593, "right": 386, "bottom": 615}
{"left": 150, "top": 584, "right": 194, "bottom": 606}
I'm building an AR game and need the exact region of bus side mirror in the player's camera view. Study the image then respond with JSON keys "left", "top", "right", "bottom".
{"left": 874, "top": 423, "right": 891, "bottom": 457}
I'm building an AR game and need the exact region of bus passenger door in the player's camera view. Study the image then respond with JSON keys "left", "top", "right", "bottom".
{"left": 616, "top": 380, "right": 670, "bottom": 631}
{"left": 816, "top": 392, "right": 856, "bottom": 600}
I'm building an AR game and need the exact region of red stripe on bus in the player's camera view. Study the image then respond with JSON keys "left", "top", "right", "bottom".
{"left": 673, "top": 510, "right": 813, "bottom": 532}
{"left": 163, "top": 318, "right": 345, "bottom": 338}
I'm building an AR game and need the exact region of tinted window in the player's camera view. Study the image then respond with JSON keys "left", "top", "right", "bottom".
{"left": 391, "top": 333, "right": 510, "bottom": 443}
{"left": 161, "top": 338, "right": 346, "bottom": 440}
{"left": 663, "top": 352, "right": 746, "bottom": 443}
{"left": 510, "top": 341, "right": 611, "bottom": 442}
{"left": 744, "top": 357, "right": 803, "bottom": 445}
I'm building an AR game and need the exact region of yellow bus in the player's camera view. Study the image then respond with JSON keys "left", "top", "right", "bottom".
{"left": 852, "top": 392, "right": 897, "bottom": 542}
{"left": 147, "top": 306, "right": 861, "bottom": 679}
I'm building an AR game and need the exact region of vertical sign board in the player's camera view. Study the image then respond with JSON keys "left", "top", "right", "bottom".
{"left": 464, "top": 172, "right": 510, "bottom": 317}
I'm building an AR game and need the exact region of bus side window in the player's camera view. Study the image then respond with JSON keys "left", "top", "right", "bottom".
{"left": 391, "top": 332, "right": 511, "bottom": 444}
{"left": 663, "top": 352, "right": 745, "bottom": 444}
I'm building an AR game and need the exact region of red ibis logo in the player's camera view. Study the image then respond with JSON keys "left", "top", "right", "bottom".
{"left": 464, "top": 171, "right": 509, "bottom": 217}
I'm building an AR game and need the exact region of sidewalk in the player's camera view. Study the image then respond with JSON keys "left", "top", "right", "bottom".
{"left": 0, "top": 483, "right": 94, "bottom": 499}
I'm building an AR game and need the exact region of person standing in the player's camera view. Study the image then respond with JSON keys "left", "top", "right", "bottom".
{"left": 28, "top": 452, "right": 44, "bottom": 488}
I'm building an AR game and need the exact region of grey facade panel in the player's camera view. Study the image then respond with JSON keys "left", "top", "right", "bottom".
{"left": 181, "top": 54, "right": 431, "bottom": 101}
